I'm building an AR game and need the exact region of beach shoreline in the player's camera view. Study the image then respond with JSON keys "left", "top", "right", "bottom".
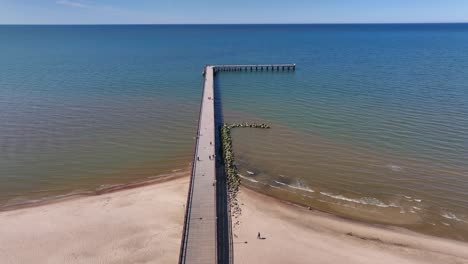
{"left": 234, "top": 187, "right": 468, "bottom": 264}
{"left": 0, "top": 174, "right": 190, "bottom": 264}
{"left": 0, "top": 169, "right": 190, "bottom": 212}
{"left": 240, "top": 181, "right": 468, "bottom": 242}
{"left": 1, "top": 175, "right": 468, "bottom": 263}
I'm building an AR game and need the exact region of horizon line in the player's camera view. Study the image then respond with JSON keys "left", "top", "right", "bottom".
{"left": 1, "top": 22, "right": 468, "bottom": 26}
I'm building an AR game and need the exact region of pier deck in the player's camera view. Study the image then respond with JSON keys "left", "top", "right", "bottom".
{"left": 179, "top": 66, "right": 217, "bottom": 264}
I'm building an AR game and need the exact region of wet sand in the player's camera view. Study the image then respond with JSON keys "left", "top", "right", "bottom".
{"left": 1, "top": 176, "right": 468, "bottom": 264}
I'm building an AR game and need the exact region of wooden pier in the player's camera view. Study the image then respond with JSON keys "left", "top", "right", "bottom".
{"left": 179, "top": 65, "right": 217, "bottom": 264}
{"left": 213, "top": 64, "right": 296, "bottom": 73}
{"left": 179, "top": 64, "right": 296, "bottom": 264}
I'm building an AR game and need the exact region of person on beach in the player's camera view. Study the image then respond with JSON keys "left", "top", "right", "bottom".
{"left": 257, "top": 232, "right": 261, "bottom": 239}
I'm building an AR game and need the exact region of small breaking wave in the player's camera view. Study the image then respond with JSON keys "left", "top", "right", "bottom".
{"left": 274, "top": 180, "right": 315, "bottom": 193}
{"left": 319, "top": 192, "right": 398, "bottom": 208}
{"left": 386, "top": 164, "right": 403, "bottom": 172}
{"left": 441, "top": 212, "right": 468, "bottom": 223}
{"left": 274, "top": 180, "right": 288, "bottom": 186}
{"left": 239, "top": 174, "right": 258, "bottom": 183}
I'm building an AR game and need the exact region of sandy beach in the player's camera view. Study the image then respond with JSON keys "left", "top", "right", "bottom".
{"left": 234, "top": 188, "right": 468, "bottom": 264}
{"left": 1, "top": 176, "right": 467, "bottom": 264}
{"left": 0, "top": 176, "right": 189, "bottom": 264}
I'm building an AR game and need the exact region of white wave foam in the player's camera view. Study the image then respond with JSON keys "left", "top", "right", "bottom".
{"left": 403, "top": 195, "right": 412, "bottom": 199}
{"left": 414, "top": 199, "right": 422, "bottom": 202}
{"left": 238, "top": 174, "right": 258, "bottom": 183}
{"left": 319, "top": 192, "right": 397, "bottom": 208}
{"left": 288, "top": 182, "right": 315, "bottom": 193}
{"left": 274, "top": 180, "right": 287, "bottom": 186}
{"left": 386, "top": 164, "right": 403, "bottom": 172}
{"left": 441, "top": 212, "right": 468, "bottom": 223}
{"left": 274, "top": 180, "right": 314, "bottom": 193}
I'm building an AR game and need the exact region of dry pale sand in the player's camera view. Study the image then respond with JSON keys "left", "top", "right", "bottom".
{"left": 0, "top": 176, "right": 189, "bottom": 264}
{"left": 1, "top": 177, "right": 468, "bottom": 264}
{"left": 234, "top": 187, "right": 468, "bottom": 264}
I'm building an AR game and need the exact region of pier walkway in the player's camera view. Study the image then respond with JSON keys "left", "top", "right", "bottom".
{"left": 179, "top": 66, "right": 217, "bottom": 264}
{"left": 179, "top": 64, "right": 295, "bottom": 264}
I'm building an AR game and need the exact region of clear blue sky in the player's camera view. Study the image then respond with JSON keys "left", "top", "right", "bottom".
{"left": 1, "top": 0, "right": 468, "bottom": 24}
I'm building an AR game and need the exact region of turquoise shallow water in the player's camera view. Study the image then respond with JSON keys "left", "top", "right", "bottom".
{"left": 0, "top": 24, "right": 467, "bottom": 240}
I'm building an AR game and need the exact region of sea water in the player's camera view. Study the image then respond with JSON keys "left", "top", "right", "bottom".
{"left": 1, "top": 24, "right": 467, "bottom": 240}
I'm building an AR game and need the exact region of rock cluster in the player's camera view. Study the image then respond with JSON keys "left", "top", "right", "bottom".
{"left": 225, "top": 123, "right": 271, "bottom": 129}
{"left": 219, "top": 122, "right": 271, "bottom": 222}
